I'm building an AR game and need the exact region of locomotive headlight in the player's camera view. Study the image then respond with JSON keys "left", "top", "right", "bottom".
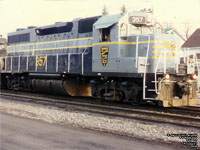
{"left": 165, "top": 74, "right": 170, "bottom": 80}
{"left": 192, "top": 74, "right": 197, "bottom": 80}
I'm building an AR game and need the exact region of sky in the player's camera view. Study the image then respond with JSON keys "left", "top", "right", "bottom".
{"left": 0, "top": 0, "right": 200, "bottom": 38}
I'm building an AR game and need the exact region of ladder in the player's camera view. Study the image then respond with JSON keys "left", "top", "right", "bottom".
{"left": 142, "top": 35, "right": 154, "bottom": 100}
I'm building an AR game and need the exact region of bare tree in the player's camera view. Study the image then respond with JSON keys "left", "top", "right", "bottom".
{"left": 163, "top": 22, "right": 173, "bottom": 29}
{"left": 184, "top": 23, "right": 191, "bottom": 40}
{"left": 121, "top": 5, "right": 127, "bottom": 14}
{"left": 102, "top": 5, "right": 108, "bottom": 15}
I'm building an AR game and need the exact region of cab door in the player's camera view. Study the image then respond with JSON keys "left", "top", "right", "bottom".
{"left": 92, "top": 25, "right": 119, "bottom": 73}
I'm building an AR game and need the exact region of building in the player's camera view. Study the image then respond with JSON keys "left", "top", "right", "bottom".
{"left": 182, "top": 28, "right": 200, "bottom": 92}
{"left": 182, "top": 28, "right": 200, "bottom": 65}
{"left": 164, "top": 28, "right": 186, "bottom": 45}
{"left": 0, "top": 37, "right": 7, "bottom": 71}
{"left": 0, "top": 37, "right": 7, "bottom": 56}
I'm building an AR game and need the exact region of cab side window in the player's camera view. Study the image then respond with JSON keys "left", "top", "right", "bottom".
{"left": 100, "top": 27, "right": 111, "bottom": 42}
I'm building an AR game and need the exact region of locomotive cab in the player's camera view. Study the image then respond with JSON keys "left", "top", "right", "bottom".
{"left": 91, "top": 10, "right": 199, "bottom": 107}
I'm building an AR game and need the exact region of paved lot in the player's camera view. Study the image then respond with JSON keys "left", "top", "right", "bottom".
{"left": 0, "top": 112, "right": 182, "bottom": 150}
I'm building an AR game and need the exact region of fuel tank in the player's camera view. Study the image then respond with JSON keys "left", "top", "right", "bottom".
{"left": 31, "top": 79, "right": 92, "bottom": 97}
{"left": 31, "top": 79, "right": 69, "bottom": 95}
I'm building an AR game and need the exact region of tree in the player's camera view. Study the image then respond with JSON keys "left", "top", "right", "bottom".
{"left": 163, "top": 22, "right": 173, "bottom": 28}
{"left": 184, "top": 23, "right": 191, "bottom": 40}
{"left": 102, "top": 5, "right": 108, "bottom": 15}
{"left": 121, "top": 5, "right": 127, "bottom": 14}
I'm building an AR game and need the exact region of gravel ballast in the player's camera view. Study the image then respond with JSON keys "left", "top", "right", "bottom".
{"left": 0, "top": 99, "right": 199, "bottom": 148}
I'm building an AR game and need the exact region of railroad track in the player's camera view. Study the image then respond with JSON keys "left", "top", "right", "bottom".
{"left": 168, "top": 105, "right": 200, "bottom": 113}
{"left": 0, "top": 90, "right": 200, "bottom": 130}
{"left": 1, "top": 89, "right": 199, "bottom": 117}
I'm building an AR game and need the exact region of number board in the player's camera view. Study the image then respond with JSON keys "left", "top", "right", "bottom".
{"left": 129, "top": 16, "right": 146, "bottom": 24}
{"left": 36, "top": 56, "right": 46, "bottom": 67}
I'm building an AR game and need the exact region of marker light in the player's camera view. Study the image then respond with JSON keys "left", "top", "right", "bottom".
{"left": 192, "top": 74, "right": 197, "bottom": 80}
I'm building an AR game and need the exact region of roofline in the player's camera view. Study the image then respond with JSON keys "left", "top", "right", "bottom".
{"left": 173, "top": 29, "right": 186, "bottom": 42}
{"left": 182, "top": 47, "right": 200, "bottom": 50}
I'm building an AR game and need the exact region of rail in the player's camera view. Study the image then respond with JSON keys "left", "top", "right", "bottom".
{"left": 1, "top": 90, "right": 200, "bottom": 130}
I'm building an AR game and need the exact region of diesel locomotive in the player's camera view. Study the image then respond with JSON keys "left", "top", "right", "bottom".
{"left": 0, "top": 10, "right": 199, "bottom": 107}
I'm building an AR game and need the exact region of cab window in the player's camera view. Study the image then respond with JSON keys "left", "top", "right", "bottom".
{"left": 100, "top": 27, "right": 111, "bottom": 42}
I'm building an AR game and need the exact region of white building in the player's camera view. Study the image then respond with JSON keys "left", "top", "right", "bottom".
{"left": 182, "top": 28, "right": 200, "bottom": 92}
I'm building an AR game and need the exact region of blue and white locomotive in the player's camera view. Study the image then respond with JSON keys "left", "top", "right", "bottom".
{"left": 1, "top": 10, "right": 199, "bottom": 107}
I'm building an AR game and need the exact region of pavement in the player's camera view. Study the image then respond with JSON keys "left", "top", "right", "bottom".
{"left": 0, "top": 112, "right": 182, "bottom": 150}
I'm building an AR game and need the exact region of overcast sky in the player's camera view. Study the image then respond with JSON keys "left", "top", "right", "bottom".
{"left": 0, "top": 0, "right": 200, "bottom": 38}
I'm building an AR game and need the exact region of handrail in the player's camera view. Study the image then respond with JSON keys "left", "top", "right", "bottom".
{"left": 68, "top": 53, "right": 71, "bottom": 73}
{"left": 45, "top": 54, "right": 48, "bottom": 72}
{"left": 26, "top": 56, "right": 29, "bottom": 71}
{"left": 154, "top": 51, "right": 163, "bottom": 94}
{"left": 1, "top": 52, "right": 84, "bottom": 58}
{"left": 180, "top": 48, "right": 200, "bottom": 92}
{"left": 154, "top": 48, "right": 177, "bottom": 94}
{"left": 18, "top": 56, "right": 20, "bottom": 72}
{"left": 0, "top": 52, "right": 85, "bottom": 73}
{"left": 11, "top": 56, "right": 13, "bottom": 71}
{"left": 135, "top": 35, "right": 139, "bottom": 68}
{"left": 164, "top": 51, "right": 166, "bottom": 74}
{"left": 56, "top": 54, "right": 58, "bottom": 72}
{"left": 175, "top": 49, "right": 182, "bottom": 74}
{"left": 81, "top": 47, "right": 88, "bottom": 75}
{"left": 5, "top": 56, "right": 7, "bottom": 72}
{"left": 143, "top": 35, "right": 151, "bottom": 100}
